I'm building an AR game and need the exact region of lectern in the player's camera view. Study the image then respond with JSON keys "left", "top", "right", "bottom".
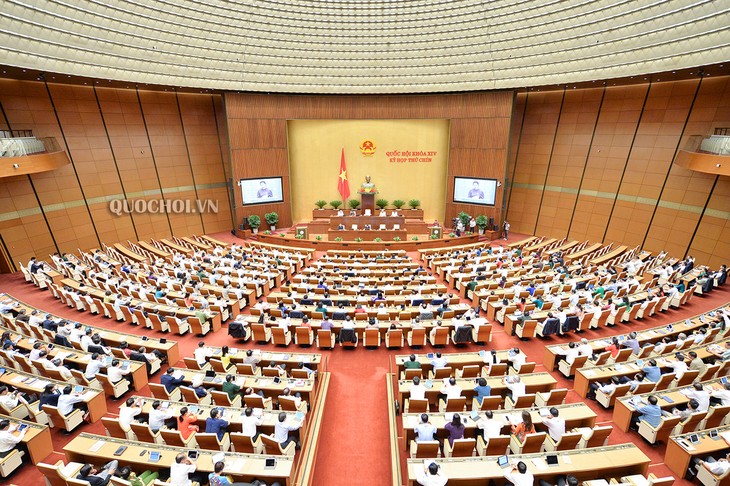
{"left": 430, "top": 226, "right": 442, "bottom": 239}
{"left": 295, "top": 227, "right": 308, "bottom": 239}
{"left": 359, "top": 192, "right": 376, "bottom": 214}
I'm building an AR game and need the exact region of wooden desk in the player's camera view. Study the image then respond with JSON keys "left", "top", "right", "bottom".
{"left": 169, "top": 368, "right": 316, "bottom": 404}
{"left": 564, "top": 243, "right": 603, "bottom": 263}
{"left": 613, "top": 378, "right": 726, "bottom": 432}
{"left": 507, "top": 236, "right": 537, "bottom": 249}
{"left": 137, "top": 241, "right": 172, "bottom": 263}
{"left": 524, "top": 238, "right": 557, "bottom": 253}
{"left": 542, "top": 308, "right": 726, "bottom": 371}
{"left": 0, "top": 293, "right": 179, "bottom": 364}
{"left": 401, "top": 402, "right": 596, "bottom": 449}
{"left": 330, "top": 215, "right": 405, "bottom": 228}
{"left": 205, "top": 346, "right": 322, "bottom": 372}
{"left": 0, "top": 326, "right": 148, "bottom": 392}
{"left": 591, "top": 245, "right": 628, "bottom": 265}
{"left": 64, "top": 433, "right": 294, "bottom": 485}
{"left": 397, "top": 372, "right": 557, "bottom": 406}
{"left": 61, "top": 278, "right": 222, "bottom": 332}
{"left": 0, "top": 413, "right": 53, "bottom": 464}
{"left": 113, "top": 243, "right": 147, "bottom": 263}
{"left": 160, "top": 238, "right": 195, "bottom": 256}
{"left": 327, "top": 229, "right": 408, "bottom": 241}
{"left": 573, "top": 338, "right": 728, "bottom": 398}
{"left": 406, "top": 443, "right": 650, "bottom": 485}
{"left": 130, "top": 396, "right": 307, "bottom": 438}
{"left": 394, "top": 348, "right": 521, "bottom": 375}
{"left": 0, "top": 369, "right": 107, "bottom": 422}
{"left": 665, "top": 425, "right": 730, "bottom": 478}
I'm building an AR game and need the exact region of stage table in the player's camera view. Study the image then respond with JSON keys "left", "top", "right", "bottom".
{"left": 328, "top": 229, "right": 408, "bottom": 241}
{"left": 330, "top": 215, "right": 405, "bottom": 229}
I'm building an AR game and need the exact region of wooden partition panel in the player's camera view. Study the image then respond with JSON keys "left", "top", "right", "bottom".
{"left": 506, "top": 75, "right": 730, "bottom": 267}
{"left": 505, "top": 90, "right": 564, "bottom": 234}
{"left": 225, "top": 92, "right": 514, "bottom": 229}
{"left": 0, "top": 78, "right": 231, "bottom": 271}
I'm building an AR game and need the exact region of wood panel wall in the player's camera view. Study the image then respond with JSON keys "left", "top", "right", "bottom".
{"left": 506, "top": 75, "right": 730, "bottom": 268}
{"left": 0, "top": 79, "right": 232, "bottom": 271}
{"left": 224, "top": 92, "right": 514, "bottom": 229}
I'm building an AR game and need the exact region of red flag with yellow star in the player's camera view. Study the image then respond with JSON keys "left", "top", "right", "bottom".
{"left": 337, "top": 148, "right": 350, "bottom": 201}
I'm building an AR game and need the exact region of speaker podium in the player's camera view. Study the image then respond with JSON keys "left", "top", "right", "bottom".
{"left": 430, "top": 226, "right": 442, "bottom": 239}
{"left": 295, "top": 227, "right": 308, "bottom": 239}
{"left": 359, "top": 192, "right": 376, "bottom": 214}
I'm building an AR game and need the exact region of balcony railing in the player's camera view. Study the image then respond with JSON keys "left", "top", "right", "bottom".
{"left": 0, "top": 136, "right": 62, "bottom": 157}
{"left": 684, "top": 134, "right": 730, "bottom": 156}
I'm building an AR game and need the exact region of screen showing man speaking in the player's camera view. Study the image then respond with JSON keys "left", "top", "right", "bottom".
{"left": 240, "top": 177, "right": 284, "bottom": 205}
{"left": 452, "top": 177, "right": 497, "bottom": 206}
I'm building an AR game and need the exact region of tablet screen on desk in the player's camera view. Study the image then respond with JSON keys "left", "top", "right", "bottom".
{"left": 265, "top": 458, "right": 276, "bottom": 469}
{"left": 149, "top": 452, "right": 161, "bottom": 462}
{"left": 497, "top": 455, "right": 509, "bottom": 468}
{"left": 689, "top": 434, "right": 699, "bottom": 444}
{"left": 546, "top": 455, "right": 558, "bottom": 466}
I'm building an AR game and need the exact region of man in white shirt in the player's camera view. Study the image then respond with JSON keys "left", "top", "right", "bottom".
{"left": 695, "top": 453, "right": 730, "bottom": 477}
{"left": 506, "top": 348, "right": 526, "bottom": 373}
{"left": 0, "top": 387, "right": 21, "bottom": 411}
{"left": 504, "top": 375, "right": 526, "bottom": 401}
{"left": 684, "top": 383, "right": 711, "bottom": 412}
{"left": 711, "top": 383, "right": 730, "bottom": 407}
{"left": 0, "top": 419, "right": 27, "bottom": 457}
{"left": 193, "top": 341, "right": 213, "bottom": 368}
{"left": 440, "top": 377, "right": 463, "bottom": 401}
{"left": 476, "top": 410, "right": 503, "bottom": 438}
{"left": 504, "top": 460, "right": 534, "bottom": 486}
{"left": 148, "top": 400, "right": 174, "bottom": 433}
{"left": 169, "top": 452, "right": 197, "bottom": 486}
{"left": 80, "top": 330, "right": 94, "bottom": 352}
{"left": 410, "top": 377, "right": 427, "bottom": 401}
{"left": 57, "top": 385, "right": 85, "bottom": 417}
{"left": 559, "top": 342, "right": 581, "bottom": 365}
{"left": 106, "top": 359, "right": 131, "bottom": 385}
{"left": 118, "top": 397, "right": 143, "bottom": 432}
{"left": 415, "top": 461, "right": 448, "bottom": 486}
{"left": 274, "top": 412, "right": 302, "bottom": 449}
{"left": 414, "top": 414, "right": 437, "bottom": 442}
{"left": 667, "top": 353, "right": 688, "bottom": 381}
{"left": 542, "top": 407, "right": 566, "bottom": 442}
{"left": 241, "top": 407, "right": 264, "bottom": 440}
{"left": 84, "top": 353, "right": 105, "bottom": 380}
{"left": 50, "top": 358, "right": 73, "bottom": 381}
{"left": 577, "top": 338, "right": 593, "bottom": 358}
{"left": 430, "top": 353, "right": 448, "bottom": 370}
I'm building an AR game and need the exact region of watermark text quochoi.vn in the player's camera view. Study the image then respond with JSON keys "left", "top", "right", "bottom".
{"left": 109, "top": 199, "right": 219, "bottom": 215}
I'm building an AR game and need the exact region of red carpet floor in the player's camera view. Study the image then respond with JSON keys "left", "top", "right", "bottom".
{"left": 0, "top": 231, "right": 727, "bottom": 485}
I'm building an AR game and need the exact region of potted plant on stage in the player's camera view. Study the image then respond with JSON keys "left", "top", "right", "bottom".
{"left": 475, "top": 215, "right": 488, "bottom": 235}
{"left": 409, "top": 199, "right": 421, "bottom": 210}
{"left": 376, "top": 199, "right": 389, "bottom": 210}
{"left": 315, "top": 200, "right": 327, "bottom": 210}
{"left": 330, "top": 200, "right": 343, "bottom": 210}
{"left": 458, "top": 211, "right": 471, "bottom": 230}
{"left": 348, "top": 200, "right": 361, "bottom": 210}
{"left": 392, "top": 200, "right": 405, "bottom": 210}
{"left": 247, "top": 215, "right": 261, "bottom": 234}
{"left": 265, "top": 212, "right": 279, "bottom": 231}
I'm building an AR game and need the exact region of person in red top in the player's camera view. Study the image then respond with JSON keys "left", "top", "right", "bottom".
{"left": 177, "top": 406, "right": 199, "bottom": 440}
{"left": 604, "top": 336, "right": 620, "bottom": 358}
{"left": 354, "top": 304, "right": 367, "bottom": 314}
{"left": 508, "top": 410, "right": 535, "bottom": 443}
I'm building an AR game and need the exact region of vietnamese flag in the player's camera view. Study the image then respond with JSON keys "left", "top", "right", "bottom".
{"left": 337, "top": 148, "right": 350, "bottom": 201}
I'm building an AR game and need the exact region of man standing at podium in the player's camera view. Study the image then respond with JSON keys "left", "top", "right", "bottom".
{"left": 360, "top": 175, "right": 377, "bottom": 193}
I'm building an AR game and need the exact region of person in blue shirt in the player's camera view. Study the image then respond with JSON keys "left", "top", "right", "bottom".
{"left": 641, "top": 359, "right": 662, "bottom": 382}
{"left": 473, "top": 378, "right": 491, "bottom": 406}
{"left": 160, "top": 368, "right": 184, "bottom": 394}
{"left": 632, "top": 395, "right": 662, "bottom": 429}
{"left": 205, "top": 408, "right": 229, "bottom": 440}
